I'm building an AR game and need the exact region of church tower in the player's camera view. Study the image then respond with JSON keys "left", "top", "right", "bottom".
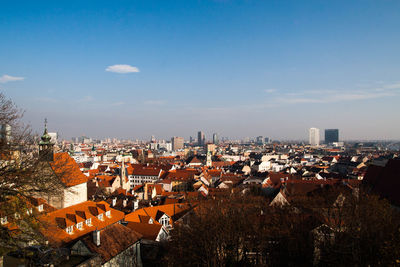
{"left": 39, "top": 119, "right": 54, "bottom": 161}
{"left": 206, "top": 150, "right": 212, "bottom": 167}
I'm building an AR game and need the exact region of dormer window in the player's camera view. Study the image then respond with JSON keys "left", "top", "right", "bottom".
{"left": 105, "top": 210, "right": 111, "bottom": 218}
{"left": 76, "top": 222, "right": 83, "bottom": 230}
{"left": 98, "top": 213, "right": 104, "bottom": 221}
{"left": 160, "top": 216, "right": 169, "bottom": 227}
{"left": 26, "top": 208, "right": 33, "bottom": 215}
{"left": 149, "top": 218, "right": 153, "bottom": 224}
{"left": 1, "top": 216, "right": 7, "bottom": 225}
{"left": 66, "top": 226, "right": 73, "bottom": 234}
{"left": 85, "top": 218, "right": 92, "bottom": 226}
{"left": 38, "top": 205, "right": 44, "bottom": 212}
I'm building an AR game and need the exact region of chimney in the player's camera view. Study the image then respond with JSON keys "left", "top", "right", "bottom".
{"left": 133, "top": 199, "right": 139, "bottom": 210}
{"left": 93, "top": 229, "right": 100, "bottom": 246}
{"left": 123, "top": 199, "right": 127, "bottom": 207}
{"left": 112, "top": 198, "right": 116, "bottom": 207}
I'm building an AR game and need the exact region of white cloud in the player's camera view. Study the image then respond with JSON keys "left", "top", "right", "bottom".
{"left": 264, "top": 89, "right": 276, "bottom": 93}
{"left": 77, "top": 96, "right": 93, "bottom": 103}
{"left": 105, "top": 64, "right": 140, "bottom": 74}
{"left": 277, "top": 91, "right": 394, "bottom": 105}
{"left": 0, "top": 74, "right": 25, "bottom": 83}
{"left": 144, "top": 100, "right": 166, "bottom": 105}
{"left": 384, "top": 82, "right": 400, "bottom": 90}
{"left": 110, "top": 101, "right": 124, "bottom": 106}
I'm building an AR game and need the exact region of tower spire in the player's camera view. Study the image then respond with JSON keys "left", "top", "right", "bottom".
{"left": 39, "top": 118, "right": 54, "bottom": 161}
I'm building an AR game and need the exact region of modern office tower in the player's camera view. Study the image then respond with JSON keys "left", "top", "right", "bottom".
{"left": 171, "top": 136, "right": 184, "bottom": 150}
{"left": 198, "top": 131, "right": 205, "bottom": 146}
{"left": 256, "top": 136, "right": 264, "bottom": 145}
{"left": 189, "top": 136, "right": 194, "bottom": 143}
{"left": 212, "top": 133, "right": 219, "bottom": 145}
{"left": 325, "top": 129, "right": 339, "bottom": 143}
{"left": 309, "top": 128, "right": 320, "bottom": 146}
{"left": 264, "top": 137, "right": 270, "bottom": 144}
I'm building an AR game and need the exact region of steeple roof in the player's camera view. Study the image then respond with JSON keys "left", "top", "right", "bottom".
{"left": 39, "top": 118, "right": 53, "bottom": 145}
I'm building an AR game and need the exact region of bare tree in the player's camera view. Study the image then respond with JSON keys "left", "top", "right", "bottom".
{"left": 165, "top": 186, "right": 400, "bottom": 267}
{"left": 0, "top": 93, "right": 66, "bottom": 255}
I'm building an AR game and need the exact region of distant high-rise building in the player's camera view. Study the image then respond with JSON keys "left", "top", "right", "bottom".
{"left": 197, "top": 131, "right": 205, "bottom": 146}
{"left": 171, "top": 136, "right": 184, "bottom": 150}
{"left": 212, "top": 133, "right": 219, "bottom": 145}
{"left": 189, "top": 136, "right": 194, "bottom": 143}
{"left": 264, "top": 137, "right": 270, "bottom": 144}
{"left": 325, "top": 129, "right": 339, "bottom": 143}
{"left": 256, "top": 136, "right": 264, "bottom": 145}
{"left": 309, "top": 128, "right": 320, "bottom": 146}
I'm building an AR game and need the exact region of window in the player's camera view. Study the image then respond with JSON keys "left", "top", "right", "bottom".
{"left": 66, "top": 226, "right": 73, "bottom": 234}
{"left": 98, "top": 213, "right": 103, "bottom": 221}
{"left": 38, "top": 205, "right": 44, "bottom": 212}
{"left": 105, "top": 210, "right": 111, "bottom": 217}
{"left": 76, "top": 222, "right": 83, "bottom": 230}
{"left": 86, "top": 218, "right": 92, "bottom": 226}
{"left": 160, "top": 216, "right": 169, "bottom": 227}
{"left": 1, "top": 216, "right": 7, "bottom": 225}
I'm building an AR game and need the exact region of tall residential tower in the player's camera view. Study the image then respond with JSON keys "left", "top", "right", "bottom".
{"left": 309, "top": 128, "right": 320, "bottom": 146}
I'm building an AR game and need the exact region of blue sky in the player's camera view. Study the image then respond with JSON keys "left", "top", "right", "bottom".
{"left": 1, "top": 0, "right": 400, "bottom": 140}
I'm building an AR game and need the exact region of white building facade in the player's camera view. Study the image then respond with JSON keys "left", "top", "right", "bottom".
{"left": 309, "top": 127, "right": 320, "bottom": 146}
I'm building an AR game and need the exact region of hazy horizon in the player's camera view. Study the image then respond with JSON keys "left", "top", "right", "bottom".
{"left": 1, "top": 0, "right": 400, "bottom": 140}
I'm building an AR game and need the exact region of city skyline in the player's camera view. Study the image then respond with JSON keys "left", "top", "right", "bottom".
{"left": 1, "top": 0, "right": 400, "bottom": 140}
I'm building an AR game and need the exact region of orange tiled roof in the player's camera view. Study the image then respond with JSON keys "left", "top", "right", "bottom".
{"left": 96, "top": 175, "right": 117, "bottom": 188}
{"left": 125, "top": 203, "right": 192, "bottom": 225}
{"left": 125, "top": 222, "right": 162, "bottom": 241}
{"left": 148, "top": 184, "right": 164, "bottom": 195}
{"left": 39, "top": 201, "right": 124, "bottom": 246}
{"left": 50, "top": 153, "right": 88, "bottom": 187}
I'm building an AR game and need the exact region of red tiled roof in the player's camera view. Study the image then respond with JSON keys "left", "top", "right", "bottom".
{"left": 81, "top": 223, "right": 142, "bottom": 263}
{"left": 165, "top": 169, "right": 198, "bottom": 180}
{"left": 212, "top": 161, "right": 236, "bottom": 167}
{"left": 132, "top": 167, "right": 161, "bottom": 176}
{"left": 189, "top": 157, "right": 202, "bottom": 164}
{"left": 132, "top": 185, "right": 144, "bottom": 192}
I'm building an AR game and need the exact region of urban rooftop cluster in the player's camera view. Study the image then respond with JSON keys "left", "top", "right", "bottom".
{"left": 1, "top": 119, "right": 399, "bottom": 266}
